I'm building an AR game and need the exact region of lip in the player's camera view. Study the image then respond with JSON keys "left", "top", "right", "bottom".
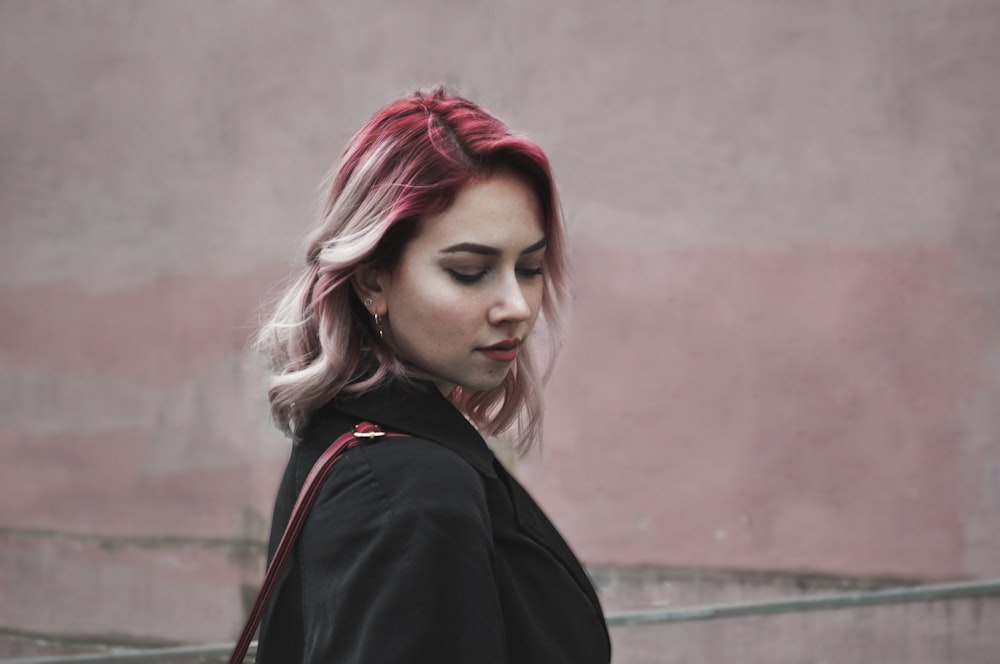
{"left": 478, "top": 338, "right": 520, "bottom": 362}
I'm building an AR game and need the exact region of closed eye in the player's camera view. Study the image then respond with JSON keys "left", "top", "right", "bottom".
{"left": 446, "top": 266, "right": 544, "bottom": 284}
{"left": 447, "top": 269, "right": 488, "bottom": 284}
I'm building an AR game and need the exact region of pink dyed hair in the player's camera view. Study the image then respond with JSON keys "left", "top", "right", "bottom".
{"left": 256, "top": 86, "right": 568, "bottom": 451}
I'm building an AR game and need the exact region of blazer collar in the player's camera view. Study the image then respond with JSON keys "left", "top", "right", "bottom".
{"left": 312, "top": 377, "right": 499, "bottom": 479}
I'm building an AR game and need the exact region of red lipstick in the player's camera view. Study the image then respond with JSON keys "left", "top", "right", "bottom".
{"left": 478, "top": 338, "right": 520, "bottom": 362}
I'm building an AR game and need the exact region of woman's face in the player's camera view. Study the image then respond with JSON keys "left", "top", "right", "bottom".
{"left": 377, "top": 173, "right": 547, "bottom": 396}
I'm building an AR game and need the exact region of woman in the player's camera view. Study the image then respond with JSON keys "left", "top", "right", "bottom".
{"left": 254, "top": 87, "right": 611, "bottom": 663}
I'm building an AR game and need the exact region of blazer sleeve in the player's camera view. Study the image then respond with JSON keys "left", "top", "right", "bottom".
{"left": 295, "top": 438, "right": 506, "bottom": 664}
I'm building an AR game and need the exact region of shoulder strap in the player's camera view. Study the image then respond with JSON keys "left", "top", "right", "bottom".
{"left": 230, "top": 422, "right": 405, "bottom": 664}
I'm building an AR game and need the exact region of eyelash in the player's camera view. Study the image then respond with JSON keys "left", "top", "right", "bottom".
{"left": 447, "top": 267, "right": 545, "bottom": 284}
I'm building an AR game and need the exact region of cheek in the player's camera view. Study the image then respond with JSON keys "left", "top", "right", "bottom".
{"left": 390, "top": 276, "right": 483, "bottom": 346}
{"left": 431, "top": 290, "right": 491, "bottom": 339}
{"left": 526, "top": 283, "right": 546, "bottom": 322}
{"left": 415, "top": 300, "right": 476, "bottom": 339}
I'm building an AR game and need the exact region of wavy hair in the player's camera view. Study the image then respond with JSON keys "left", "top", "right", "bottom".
{"left": 256, "top": 86, "right": 568, "bottom": 452}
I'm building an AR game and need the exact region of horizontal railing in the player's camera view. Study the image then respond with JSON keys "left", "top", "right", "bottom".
{"left": 3, "top": 578, "right": 999, "bottom": 663}
{"left": 604, "top": 577, "right": 1000, "bottom": 626}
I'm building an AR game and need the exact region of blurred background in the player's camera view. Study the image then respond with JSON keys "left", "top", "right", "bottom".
{"left": 2, "top": 1, "right": 999, "bottom": 662}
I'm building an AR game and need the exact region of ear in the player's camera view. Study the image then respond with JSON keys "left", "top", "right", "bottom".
{"left": 351, "top": 264, "right": 389, "bottom": 315}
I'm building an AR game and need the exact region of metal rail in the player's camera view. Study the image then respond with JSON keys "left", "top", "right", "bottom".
{"left": 604, "top": 577, "right": 1000, "bottom": 626}
{"left": 0, "top": 644, "right": 246, "bottom": 664}
{"left": 4, "top": 578, "right": 999, "bottom": 663}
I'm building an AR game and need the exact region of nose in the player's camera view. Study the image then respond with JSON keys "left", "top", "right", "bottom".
{"left": 488, "top": 273, "right": 533, "bottom": 326}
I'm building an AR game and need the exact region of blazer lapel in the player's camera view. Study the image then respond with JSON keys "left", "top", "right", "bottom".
{"left": 493, "top": 460, "right": 608, "bottom": 622}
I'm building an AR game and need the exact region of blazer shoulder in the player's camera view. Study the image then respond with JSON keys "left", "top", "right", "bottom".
{"left": 356, "top": 435, "right": 489, "bottom": 517}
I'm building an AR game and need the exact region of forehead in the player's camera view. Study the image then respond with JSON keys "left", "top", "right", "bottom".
{"left": 411, "top": 174, "right": 545, "bottom": 250}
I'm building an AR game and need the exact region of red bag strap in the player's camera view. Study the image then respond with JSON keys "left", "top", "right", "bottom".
{"left": 230, "top": 422, "right": 405, "bottom": 664}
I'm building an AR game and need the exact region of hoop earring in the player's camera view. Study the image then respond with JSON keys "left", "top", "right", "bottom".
{"left": 362, "top": 297, "right": 384, "bottom": 339}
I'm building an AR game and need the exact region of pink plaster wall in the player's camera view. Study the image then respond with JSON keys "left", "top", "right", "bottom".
{"left": 0, "top": 271, "right": 284, "bottom": 389}
{"left": 521, "top": 244, "right": 989, "bottom": 578}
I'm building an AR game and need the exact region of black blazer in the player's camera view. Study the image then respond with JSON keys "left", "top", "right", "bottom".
{"left": 256, "top": 378, "right": 611, "bottom": 663}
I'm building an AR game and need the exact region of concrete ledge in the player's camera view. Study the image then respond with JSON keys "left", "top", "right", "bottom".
{"left": 591, "top": 565, "right": 1000, "bottom": 663}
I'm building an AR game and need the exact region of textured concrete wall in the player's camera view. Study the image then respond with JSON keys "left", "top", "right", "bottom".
{"left": 2, "top": 0, "right": 999, "bottom": 657}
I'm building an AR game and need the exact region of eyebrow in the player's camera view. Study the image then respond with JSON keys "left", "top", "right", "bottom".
{"left": 440, "top": 237, "right": 547, "bottom": 257}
